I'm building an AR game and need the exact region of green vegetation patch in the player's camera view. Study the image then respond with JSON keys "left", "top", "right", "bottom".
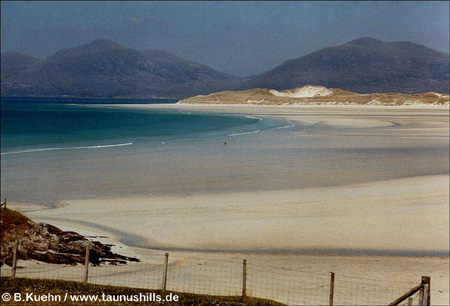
{"left": 1, "top": 208, "right": 30, "bottom": 234}
{"left": 1, "top": 277, "right": 285, "bottom": 306}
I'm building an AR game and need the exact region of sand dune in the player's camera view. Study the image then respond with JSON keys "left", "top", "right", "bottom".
{"left": 179, "top": 85, "right": 450, "bottom": 106}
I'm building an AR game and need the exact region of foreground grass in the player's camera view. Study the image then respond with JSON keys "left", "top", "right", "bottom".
{"left": 1, "top": 207, "right": 31, "bottom": 245}
{"left": 1, "top": 277, "right": 285, "bottom": 306}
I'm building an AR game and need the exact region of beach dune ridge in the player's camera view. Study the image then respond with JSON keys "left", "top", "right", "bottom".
{"left": 179, "top": 85, "right": 450, "bottom": 106}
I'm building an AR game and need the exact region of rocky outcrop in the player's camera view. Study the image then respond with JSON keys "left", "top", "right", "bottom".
{"left": 1, "top": 208, "right": 139, "bottom": 266}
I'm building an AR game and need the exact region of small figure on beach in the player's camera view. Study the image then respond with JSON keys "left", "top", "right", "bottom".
{"left": 224, "top": 142, "right": 227, "bottom": 146}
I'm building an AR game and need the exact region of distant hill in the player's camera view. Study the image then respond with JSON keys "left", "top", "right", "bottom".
{"left": 239, "top": 37, "right": 449, "bottom": 94}
{"left": 1, "top": 37, "right": 448, "bottom": 98}
{"left": 1, "top": 39, "right": 237, "bottom": 99}
{"left": 1, "top": 51, "right": 40, "bottom": 79}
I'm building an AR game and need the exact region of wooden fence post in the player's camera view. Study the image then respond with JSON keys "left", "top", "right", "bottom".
{"left": 11, "top": 240, "right": 18, "bottom": 279}
{"left": 242, "top": 259, "right": 247, "bottom": 298}
{"left": 162, "top": 253, "right": 169, "bottom": 292}
{"left": 389, "top": 283, "right": 424, "bottom": 306}
{"left": 421, "top": 276, "right": 430, "bottom": 306}
{"left": 407, "top": 297, "right": 413, "bottom": 305}
{"left": 83, "top": 243, "right": 90, "bottom": 285}
{"left": 329, "top": 272, "right": 335, "bottom": 306}
{"left": 418, "top": 287, "right": 424, "bottom": 306}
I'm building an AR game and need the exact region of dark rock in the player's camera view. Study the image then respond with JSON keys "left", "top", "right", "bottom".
{"left": 1, "top": 215, "right": 140, "bottom": 266}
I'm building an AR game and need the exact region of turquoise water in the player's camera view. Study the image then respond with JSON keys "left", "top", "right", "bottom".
{"left": 1, "top": 97, "right": 290, "bottom": 205}
{"left": 3, "top": 97, "right": 448, "bottom": 208}
{"left": 1, "top": 97, "right": 273, "bottom": 155}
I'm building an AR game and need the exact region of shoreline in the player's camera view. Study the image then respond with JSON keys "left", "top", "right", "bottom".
{"left": 104, "top": 101, "right": 450, "bottom": 110}
{"left": 104, "top": 102, "right": 450, "bottom": 132}
{"left": 5, "top": 103, "right": 449, "bottom": 303}
{"left": 7, "top": 103, "right": 449, "bottom": 255}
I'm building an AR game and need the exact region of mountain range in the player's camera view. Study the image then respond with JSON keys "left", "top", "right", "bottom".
{"left": 1, "top": 37, "right": 449, "bottom": 99}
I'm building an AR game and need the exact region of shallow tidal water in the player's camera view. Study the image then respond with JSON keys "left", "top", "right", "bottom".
{"left": 1, "top": 98, "right": 449, "bottom": 206}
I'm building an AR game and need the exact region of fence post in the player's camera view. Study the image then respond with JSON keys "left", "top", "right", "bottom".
{"left": 162, "top": 253, "right": 169, "bottom": 293}
{"left": 329, "top": 272, "right": 335, "bottom": 306}
{"left": 242, "top": 259, "right": 247, "bottom": 298}
{"left": 83, "top": 243, "right": 90, "bottom": 285}
{"left": 419, "top": 287, "right": 424, "bottom": 306}
{"left": 11, "top": 240, "right": 18, "bottom": 279}
{"left": 421, "top": 276, "right": 430, "bottom": 306}
{"left": 407, "top": 297, "right": 413, "bottom": 305}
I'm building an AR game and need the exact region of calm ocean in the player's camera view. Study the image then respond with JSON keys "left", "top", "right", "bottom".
{"left": 1, "top": 97, "right": 291, "bottom": 205}
{"left": 1, "top": 97, "right": 448, "bottom": 207}
{"left": 1, "top": 97, "right": 272, "bottom": 155}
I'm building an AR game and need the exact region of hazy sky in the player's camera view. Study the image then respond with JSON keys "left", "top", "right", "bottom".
{"left": 1, "top": 1, "right": 449, "bottom": 76}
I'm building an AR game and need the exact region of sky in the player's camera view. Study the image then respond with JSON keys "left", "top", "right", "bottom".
{"left": 1, "top": 1, "right": 449, "bottom": 76}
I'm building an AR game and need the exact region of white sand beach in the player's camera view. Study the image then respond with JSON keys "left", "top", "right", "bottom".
{"left": 22, "top": 174, "right": 449, "bottom": 253}
{"left": 6, "top": 104, "right": 450, "bottom": 304}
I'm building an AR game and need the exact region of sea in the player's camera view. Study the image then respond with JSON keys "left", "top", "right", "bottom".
{"left": 2, "top": 97, "right": 448, "bottom": 207}
{"left": 0, "top": 96, "right": 292, "bottom": 205}
{"left": 1, "top": 97, "right": 277, "bottom": 155}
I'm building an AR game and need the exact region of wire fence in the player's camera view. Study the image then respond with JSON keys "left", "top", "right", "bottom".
{"left": 1, "top": 247, "right": 431, "bottom": 306}
{"left": 333, "top": 274, "right": 424, "bottom": 306}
